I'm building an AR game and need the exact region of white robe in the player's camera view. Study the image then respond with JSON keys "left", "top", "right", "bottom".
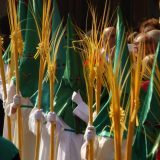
{"left": 29, "top": 107, "right": 85, "bottom": 160}
{"left": 29, "top": 107, "right": 52, "bottom": 160}
{"left": 56, "top": 118, "right": 84, "bottom": 160}
{"left": 3, "top": 80, "right": 36, "bottom": 160}
{"left": 81, "top": 136, "right": 126, "bottom": 160}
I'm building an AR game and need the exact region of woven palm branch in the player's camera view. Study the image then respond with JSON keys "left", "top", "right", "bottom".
{"left": 102, "top": 33, "right": 131, "bottom": 160}
{"left": 33, "top": 0, "right": 65, "bottom": 159}
{"left": 44, "top": 2, "right": 65, "bottom": 160}
{"left": 74, "top": 2, "right": 115, "bottom": 160}
{"left": 7, "top": 0, "right": 24, "bottom": 157}
{"left": 33, "top": 0, "right": 51, "bottom": 159}
{"left": 0, "top": 36, "right": 12, "bottom": 142}
{"left": 125, "top": 43, "right": 145, "bottom": 160}
{"left": 142, "top": 50, "right": 160, "bottom": 159}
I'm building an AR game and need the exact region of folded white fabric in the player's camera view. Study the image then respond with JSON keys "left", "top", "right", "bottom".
{"left": 47, "top": 112, "right": 56, "bottom": 123}
{"left": 73, "top": 102, "right": 89, "bottom": 123}
{"left": 72, "top": 91, "right": 89, "bottom": 123}
{"left": 84, "top": 125, "right": 96, "bottom": 143}
{"left": 72, "top": 91, "right": 83, "bottom": 104}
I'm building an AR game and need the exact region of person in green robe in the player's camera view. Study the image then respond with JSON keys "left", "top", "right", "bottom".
{"left": 81, "top": 7, "right": 131, "bottom": 160}
{"left": 0, "top": 136, "right": 20, "bottom": 160}
{"left": 30, "top": 15, "right": 87, "bottom": 160}
{"left": 28, "top": 0, "right": 67, "bottom": 159}
{"left": 3, "top": 0, "right": 41, "bottom": 159}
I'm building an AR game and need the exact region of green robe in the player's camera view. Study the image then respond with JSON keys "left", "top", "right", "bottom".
{"left": 30, "top": 0, "right": 67, "bottom": 112}
{"left": 93, "top": 6, "right": 130, "bottom": 138}
{"left": 19, "top": 0, "right": 42, "bottom": 101}
{"left": 54, "top": 15, "right": 87, "bottom": 133}
{"left": 0, "top": 137, "right": 20, "bottom": 160}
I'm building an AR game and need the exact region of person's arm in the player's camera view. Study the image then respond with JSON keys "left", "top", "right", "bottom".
{"left": 72, "top": 91, "right": 89, "bottom": 123}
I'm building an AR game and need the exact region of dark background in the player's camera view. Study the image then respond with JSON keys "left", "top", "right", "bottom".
{"left": 57, "top": 0, "right": 159, "bottom": 30}
{"left": 0, "top": 0, "right": 159, "bottom": 48}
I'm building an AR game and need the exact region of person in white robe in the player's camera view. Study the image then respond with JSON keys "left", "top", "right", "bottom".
{"left": 3, "top": 80, "right": 36, "bottom": 160}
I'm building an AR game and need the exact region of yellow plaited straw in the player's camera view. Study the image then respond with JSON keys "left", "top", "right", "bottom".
{"left": 34, "top": 55, "right": 46, "bottom": 160}
{"left": 43, "top": 1, "right": 54, "bottom": 160}
{"left": 101, "top": 25, "right": 134, "bottom": 159}
{"left": 74, "top": 1, "right": 113, "bottom": 159}
{"left": 102, "top": 56, "right": 125, "bottom": 160}
{"left": 46, "top": 20, "right": 65, "bottom": 160}
{"left": 33, "top": 0, "right": 65, "bottom": 159}
{"left": 42, "top": 1, "right": 65, "bottom": 160}
{"left": 154, "top": 65, "right": 160, "bottom": 101}
{"left": 125, "top": 44, "right": 144, "bottom": 160}
{"left": 75, "top": 20, "right": 96, "bottom": 160}
{"left": 94, "top": 14, "right": 115, "bottom": 116}
{"left": 86, "top": 0, "right": 113, "bottom": 116}
{"left": 108, "top": 67, "right": 122, "bottom": 160}
{"left": 0, "top": 37, "right": 12, "bottom": 141}
{"left": 8, "top": 0, "right": 24, "bottom": 158}
{"left": 33, "top": 0, "right": 49, "bottom": 159}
